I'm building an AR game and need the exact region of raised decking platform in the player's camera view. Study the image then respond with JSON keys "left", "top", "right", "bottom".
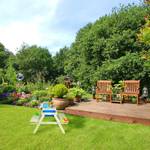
{"left": 65, "top": 100, "right": 150, "bottom": 126}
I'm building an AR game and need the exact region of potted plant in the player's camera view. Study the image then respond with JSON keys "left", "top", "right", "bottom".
{"left": 68, "top": 88, "right": 85, "bottom": 102}
{"left": 74, "top": 91, "right": 82, "bottom": 102}
{"left": 112, "top": 81, "right": 124, "bottom": 103}
{"left": 130, "top": 96, "right": 137, "bottom": 104}
{"left": 64, "top": 92, "right": 75, "bottom": 105}
{"left": 52, "top": 84, "right": 69, "bottom": 109}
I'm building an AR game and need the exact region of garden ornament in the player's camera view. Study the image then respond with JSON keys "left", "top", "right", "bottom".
{"left": 141, "top": 86, "right": 148, "bottom": 102}
{"left": 17, "top": 73, "right": 24, "bottom": 81}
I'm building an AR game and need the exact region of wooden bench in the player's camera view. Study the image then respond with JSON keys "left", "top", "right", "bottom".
{"left": 121, "top": 80, "right": 140, "bottom": 104}
{"left": 96, "top": 80, "right": 112, "bottom": 102}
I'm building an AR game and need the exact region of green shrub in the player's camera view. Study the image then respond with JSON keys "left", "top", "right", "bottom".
{"left": 17, "top": 85, "right": 30, "bottom": 93}
{"left": 82, "top": 93, "right": 92, "bottom": 100}
{"left": 65, "top": 92, "right": 75, "bottom": 100}
{"left": 52, "top": 84, "right": 68, "bottom": 98}
{"left": 0, "top": 84, "right": 16, "bottom": 104}
{"left": 33, "top": 82, "right": 50, "bottom": 91}
{"left": 47, "top": 85, "right": 54, "bottom": 97}
{"left": 67, "top": 87, "right": 91, "bottom": 100}
{"left": 32, "top": 90, "right": 48, "bottom": 99}
{"left": 0, "top": 87, "right": 3, "bottom": 94}
{"left": 23, "top": 83, "right": 35, "bottom": 92}
{"left": 16, "top": 82, "right": 50, "bottom": 94}
{"left": 0, "top": 96, "right": 13, "bottom": 104}
{"left": 2, "top": 84, "right": 16, "bottom": 93}
{"left": 16, "top": 98, "right": 29, "bottom": 106}
{"left": 29, "top": 100, "right": 39, "bottom": 107}
{"left": 68, "top": 88, "right": 85, "bottom": 98}
{"left": 39, "top": 97, "right": 51, "bottom": 102}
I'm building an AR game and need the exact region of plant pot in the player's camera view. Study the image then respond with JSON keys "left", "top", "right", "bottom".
{"left": 52, "top": 98, "right": 69, "bottom": 110}
{"left": 131, "top": 97, "right": 137, "bottom": 104}
{"left": 68, "top": 99, "right": 74, "bottom": 105}
{"left": 74, "top": 96, "right": 81, "bottom": 102}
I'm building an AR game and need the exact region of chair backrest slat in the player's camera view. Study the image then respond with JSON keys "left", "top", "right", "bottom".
{"left": 96, "top": 80, "right": 112, "bottom": 94}
{"left": 123, "top": 80, "right": 140, "bottom": 94}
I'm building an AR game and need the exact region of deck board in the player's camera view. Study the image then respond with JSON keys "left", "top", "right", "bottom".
{"left": 65, "top": 100, "right": 150, "bottom": 125}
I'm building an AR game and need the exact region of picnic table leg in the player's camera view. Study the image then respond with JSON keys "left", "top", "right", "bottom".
{"left": 54, "top": 114, "right": 65, "bottom": 134}
{"left": 33, "top": 114, "right": 44, "bottom": 134}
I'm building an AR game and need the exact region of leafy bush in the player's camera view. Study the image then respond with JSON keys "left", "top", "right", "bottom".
{"left": 47, "top": 85, "right": 54, "bottom": 97}
{"left": 82, "top": 93, "right": 92, "bottom": 100}
{"left": 16, "top": 98, "right": 29, "bottom": 106}
{"left": 39, "top": 97, "right": 51, "bottom": 102}
{"left": 52, "top": 84, "right": 68, "bottom": 98}
{"left": 16, "top": 82, "right": 51, "bottom": 94}
{"left": 33, "top": 82, "right": 50, "bottom": 91}
{"left": 0, "top": 84, "right": 16, "bottom": 93}
{"left": 67, "top": 87, "right": 91, "bottom": 100}
{"left": 68, "top": 88, "right": 85, "bottom": 97}
{"left": 29, "top": 100, "right": 39, "bottom": 107}
{"left": 16, "top": 85, "right": 30, "bottom": 93}
{"left": 32, "top": 90, "right": 48, "bottom": 99}
{"left": 93, "top": 53, "right": 145, "bottom": 84}
{"left": 65, "top": 92, "right": 75, "bottom": 100}
{"left": 0, "top": 88, "right": 3, "bottom": 95}
{"left": 0, "top": 96, "right": 13, "bottom": 104}
{"left": 0, "top": 84, "right": 16, "bottom": 104}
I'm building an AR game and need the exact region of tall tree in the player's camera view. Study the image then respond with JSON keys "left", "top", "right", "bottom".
{"left": 53, "top": 46, "right": 68, "bottom": 77}
{"left": 5, "top": 62, "right": 17, "bottom": 85}
{"left": 0, "top": 42, "right": 11, "bottom": 69}
{"left": 16, "top": 44, "right": 54, "bottom": 82}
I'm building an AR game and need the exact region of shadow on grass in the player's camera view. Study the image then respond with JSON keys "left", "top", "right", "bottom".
{"left": 33, "top": 126, "right": 55, "bottom": 135}
{"left": 0, "top": 104, "right": 12, "bottom": 108}
{"left": 67, "top": 115, "right": 87, "bottom": 131}
{"left": 32, "top": 115, "right": 87, "bottom": 134}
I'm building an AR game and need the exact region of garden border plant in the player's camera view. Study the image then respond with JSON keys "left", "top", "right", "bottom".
{"left": 52, "top": 84, "right": 69, "bottom": 110}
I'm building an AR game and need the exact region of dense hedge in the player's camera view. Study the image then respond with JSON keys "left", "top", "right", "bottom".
{"left": 59, "top": 4, "right": 150, "bottom": 90}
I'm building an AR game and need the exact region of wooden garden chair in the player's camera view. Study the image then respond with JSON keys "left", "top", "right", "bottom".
{"left": 96, "top": 80, "right": 112, "bottom": 102}
{"left": 121, "top": 80, "right": 140, "bottom": 104}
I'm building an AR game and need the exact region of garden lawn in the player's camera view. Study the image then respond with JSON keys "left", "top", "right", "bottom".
{"left": 0, "top": 105, "right": 150, "bottom": 150}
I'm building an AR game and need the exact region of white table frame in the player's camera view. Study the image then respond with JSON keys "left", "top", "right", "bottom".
{"left": 33, "top": 108, "right": 65, "bottom": 134}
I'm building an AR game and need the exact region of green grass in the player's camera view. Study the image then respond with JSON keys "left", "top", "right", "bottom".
{"left": 0, "top": 105, "right": 150, "bottom": 150}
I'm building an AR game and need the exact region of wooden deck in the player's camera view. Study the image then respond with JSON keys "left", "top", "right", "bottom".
{"left": 65, "top": 100, "right": 150, "bottom": 126}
